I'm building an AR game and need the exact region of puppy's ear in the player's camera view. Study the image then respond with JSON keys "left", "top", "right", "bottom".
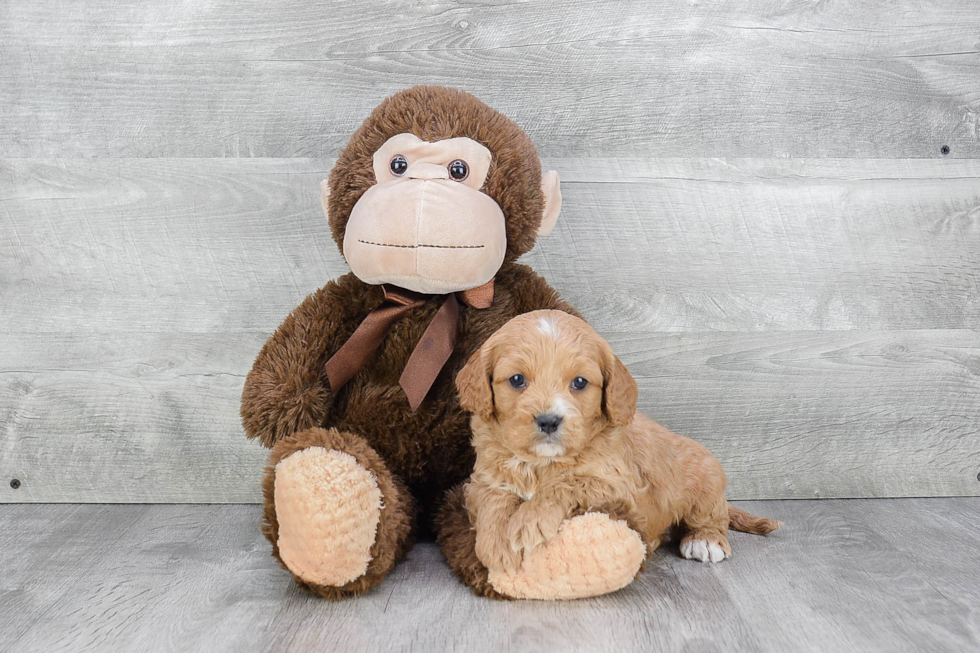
{"left": 601, "top": 344, "right": 638, "bottom": 426}
{"left": 456, "top": 344, "right": 495, "bottom": 421}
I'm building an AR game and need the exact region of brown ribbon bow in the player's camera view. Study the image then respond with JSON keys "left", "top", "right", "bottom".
{"left": 325, "top": 279, "right": 495, "bottom": 411}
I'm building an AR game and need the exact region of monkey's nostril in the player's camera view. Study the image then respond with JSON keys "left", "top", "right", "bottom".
{"left": 407, "top": 162, "right": 451, "bottom": 181}
{"left": 535, "top": 413, "right": 563, "bottom": 435}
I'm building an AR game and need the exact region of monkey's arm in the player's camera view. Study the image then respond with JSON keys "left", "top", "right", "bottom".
{"left": 241, "top": 273, "right": 379, "bottom": 448}
{"left": 502, "top": 263, "right": 583, "bottom": 319}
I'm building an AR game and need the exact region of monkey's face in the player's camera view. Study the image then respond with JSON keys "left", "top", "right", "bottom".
{"left": 339, "top": 133, "right": 507, "bottom": 294}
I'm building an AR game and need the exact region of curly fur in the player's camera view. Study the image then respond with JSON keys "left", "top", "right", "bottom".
{"left": 458, "top": 310, "right": 780, "bottom": 573}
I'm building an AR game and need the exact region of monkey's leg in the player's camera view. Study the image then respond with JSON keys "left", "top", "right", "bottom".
{"left": 263, "top": 428, "right": 415, "bottom": 599}
{"left": 437, "top": 485, "right": 646, "bottom": 600}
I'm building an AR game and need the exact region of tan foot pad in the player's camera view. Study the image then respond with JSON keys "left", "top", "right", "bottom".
{"left": 274, "top": 447, "right": 382, "bottom": 587}
{"left": 488, "top": 512, "right": 645, "bottom": 600}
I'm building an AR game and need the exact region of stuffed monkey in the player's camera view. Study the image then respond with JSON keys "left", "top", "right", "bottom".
{"left": 241, "top": 86, "right": 646, "bottom": 600}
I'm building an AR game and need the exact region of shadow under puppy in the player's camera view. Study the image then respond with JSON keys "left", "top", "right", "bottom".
{"left": 456, "top": 310, "right": 780, "bottom": 592}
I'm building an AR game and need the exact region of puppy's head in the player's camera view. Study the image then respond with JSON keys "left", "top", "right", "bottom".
{"left": 456, "top": 310, "right": 637, "bottom": 461}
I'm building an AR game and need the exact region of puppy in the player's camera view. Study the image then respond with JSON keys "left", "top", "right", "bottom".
{"left": 456, "top": 310, "right": 779, "bottom": 573}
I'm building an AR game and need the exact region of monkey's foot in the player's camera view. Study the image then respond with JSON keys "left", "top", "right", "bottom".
{"left": 274, "top": 446, "right": 383, "bottom": 587}
{"left": 488, "top": 512, "right": 645, "bottom": 600}
{"left": 263, "top": 428, "right": 414, "bottom": 599}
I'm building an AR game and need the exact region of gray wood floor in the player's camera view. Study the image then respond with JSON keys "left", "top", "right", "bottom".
{"left": 1, "top": 499, "right": 978, "bottom": 652}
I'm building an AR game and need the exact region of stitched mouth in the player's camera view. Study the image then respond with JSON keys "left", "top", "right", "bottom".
{"left": 358, "top": 239, "right": 484, "bottom": 250}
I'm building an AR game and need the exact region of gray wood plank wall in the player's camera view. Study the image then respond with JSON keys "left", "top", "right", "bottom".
{"left": 1, "top": 1, "right": 978, "bottom": 502}
{"left": 3, "top": 1, "right": 980, "bottom": 159}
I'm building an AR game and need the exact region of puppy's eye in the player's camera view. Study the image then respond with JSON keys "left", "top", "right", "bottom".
{"left": 571, "top": 377, "right": 589, "bottom": 391}
{"left": 390, "top": 155, "right": 408, "bottom": 176}
{"left": 448, "top": 159, "right": 469, "bottom": 181}
{"left": 508, "top": 374, "right": 526, "bottom": 389}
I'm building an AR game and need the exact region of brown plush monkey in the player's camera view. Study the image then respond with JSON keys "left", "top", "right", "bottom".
{"left": 241, "top": 86, "right": 645, "bottom": 600}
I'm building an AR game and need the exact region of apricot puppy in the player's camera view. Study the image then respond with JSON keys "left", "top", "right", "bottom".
{"left": 456, "top": 310, "right": 780, "bottom": 574}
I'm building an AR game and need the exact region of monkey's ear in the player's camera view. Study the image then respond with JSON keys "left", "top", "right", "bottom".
{"left": 456, "top": 345, "right": 496, "bottom": 422}
{"left": 320, "top": 179, "right": 331, "bottom": 218}
{"left": 601, "top": 343, "right": 638, "bottom": 427}
{"left": 538, "top": 170, "right": 562, "bottom": 237}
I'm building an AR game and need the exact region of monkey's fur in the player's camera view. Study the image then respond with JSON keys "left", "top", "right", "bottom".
{"left": 241, "top": 86, "right": 639, "bottom": 599}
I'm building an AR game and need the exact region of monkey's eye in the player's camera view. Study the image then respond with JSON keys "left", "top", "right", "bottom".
{"left": 448, "top": 159, "right": 469, "bottom": 181}
{"left": 571, "top": 377, "right": 589, "bottom": 391}
{"left": 508, "top": 374, "right": 526, "bottom": 389}
{"left": 389, "top": 155, "right": 408, "bottom": 176}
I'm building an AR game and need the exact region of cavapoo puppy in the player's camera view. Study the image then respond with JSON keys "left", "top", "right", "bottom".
{"left": 456, "top": 310, "right": 779, "bottom": 574}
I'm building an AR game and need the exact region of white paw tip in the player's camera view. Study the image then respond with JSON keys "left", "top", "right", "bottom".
{"left": 681, "top": 539, "right": 728, "bottom": 563}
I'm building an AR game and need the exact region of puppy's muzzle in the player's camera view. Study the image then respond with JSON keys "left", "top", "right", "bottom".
{"left": 535, "top": 413, "right": 563, "bottom": 435}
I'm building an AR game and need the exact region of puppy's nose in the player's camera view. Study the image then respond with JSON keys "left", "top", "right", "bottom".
{"left": 535, "top": 413, "right": 563, "bottom": 435}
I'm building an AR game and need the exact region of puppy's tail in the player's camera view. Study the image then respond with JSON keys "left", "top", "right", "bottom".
{"left": 728, "top": 504, "right": 781, "bottom": 535}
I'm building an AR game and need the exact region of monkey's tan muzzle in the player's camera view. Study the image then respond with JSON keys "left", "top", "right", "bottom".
{"left": 343, "top": 177, "right": 507, "bottom": 295}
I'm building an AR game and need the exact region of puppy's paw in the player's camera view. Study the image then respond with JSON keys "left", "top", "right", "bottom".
{"left": 680, "top": 537, "right": 729, "bottom": 563}
{"left": 475, "top": 529, "right": 523, "bottom": 573}
{"left": 507, "top": 501, "right": 565, "bottom": 554}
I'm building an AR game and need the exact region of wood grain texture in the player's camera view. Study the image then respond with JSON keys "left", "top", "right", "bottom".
{"left": 2, "top": 0, "right": 979, "bottom": 158}
{"left": 1, "top": 328, "right": 977, "bottom": 502}
{"left": 3, "top": 157, "right": 979, "bottom": 333}
{"left": 0, "top": 501, "right": 977, "bottom": 652}
{"left": 0, "top": 333, "right": 268, "bottom": 503}
{"left": 546, "top": 158, "right": 980, "bottom": 333}
{"left": 1, "top": 157, "right": 978, "bottom": 501}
